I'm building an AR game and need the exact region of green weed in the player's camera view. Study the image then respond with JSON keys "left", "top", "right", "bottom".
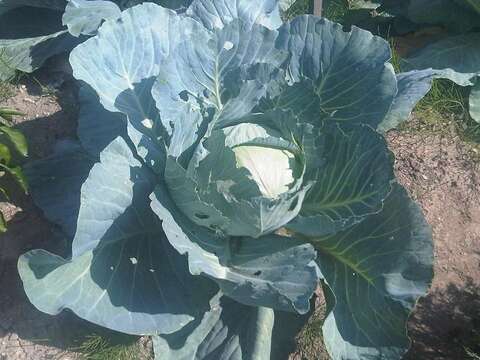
{"left": 405, "top": 80, "right": 480, "bottom": 154}
{"left": 416, "top": 79, "right": 468, "bottom": 119}
{"left": 283, "top": 0, "right": 313, "bottom": 21}
{"left": 323, "top": 0, "right": 349, "bottom": 23}
{"left": 388, "top": 38, "right": 401, "bottom": 73}
{"left": 0, "top": 80, "right": 14, "bottom": 103}
{"left": 72, "top": 330, "right": 150, "bottom": 360}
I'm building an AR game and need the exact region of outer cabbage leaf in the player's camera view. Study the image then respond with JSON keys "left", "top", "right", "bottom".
{"left": 68, "top": 136, "right": 151, "bottom": 256}
{"left": 470, "top": 78, "right": 480, "bottom": 123}
{"left": 0, "top": 6, "right": 78, "bottom": 80}
{"left": 70, "top": 3, "right": 205, "bottom": 170}
{"left": 402, "top": 33, "right": 480, "bottom": 86}
{"left": 275, "top": 16, "right": 397, "bottom": 128}
{"left": 0, "top": 0, "right": 197, "bottom": 79}
{"left": 380, "top": 0, "right": 480, "bottom": 30}
{"left": 186, "top": 0, "right": 282, "bottom": 31}
{"left": 62, "top": 0, "right": 121, "bottom": 37}
{"left": 152, "top": 295, "right": 311, "bottom": 360}
{"left": 19, "top": 137, "right": 218, "bottom": 335}
{"left": 378, "top": 67, "right": 480, "bottom": 132}
{"left": 287, "top": 124, "right": 394, "bottom": 237}
{"left": 378, "top": 69, "right": 437, "bottom": 133}
{"left": 310, "top": 184, "right": 433, "bottom": 359}
{"left": 70, "top": 3, "right": 207, "bottom": 115}
{"left": 153, "top": 296, "right": 274, "bottom": 360}
{"left": 150, "top": 184, "right": 318, "bottom": 314}
{"left": 24, "top": 141, "right": 94, "bottom": 237}
{"left": 153, "top": 297, "right": 308, "bottom": 360}
{"left": 254, "top": 76, "right": 323, "bottom": 124}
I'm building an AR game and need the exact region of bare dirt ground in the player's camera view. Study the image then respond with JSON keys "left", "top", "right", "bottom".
{"left": 1, "top": 77, "right": 480, "bottom": 360}
{"left": 389, "top": 123, "right": 480, "bottom": 360}
{"left": 0, "top": 76, "right": 81, "bottom": 360}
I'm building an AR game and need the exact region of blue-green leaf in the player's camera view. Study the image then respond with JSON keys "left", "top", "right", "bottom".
{"left": 288, "top": 124, "right": 394, "bottom": 237}
{"left": 152, "top": 19, "right": 287, "bottom": 152}
{"left": 153, "top": 295, "right": 311, "bottom": 360}
{"left": 70, "top": 137, "right": 153, "bottom": 256}
{"left": 164, "top": 156, "right": 230, "bottom": 230}
{"left": 276, "top": 15, "right": 397, "bottom": 128}
{"left": 150, "top": 185, "right": 319, "bottom": 314}
{"left": 470, "top": 77, "right": 480, "bottom": 123}
{"left": 378, "top": 70, "right": 437, "bottom": 133}
{"left": 18, "top": 206, "right": 217, "bottom": 336}
{"left": 63, "top": 0, "right": 121, "bottom": 37}
{"left": 0, "top": 6, "right": 77, "bottom": 80}
{"left": 311, "top": 184, "right": 433, "bottom": 359}
{"left": 19, "top": 137, "right": 218, "bottom": 335}
{"left": 153, "top": 296, "right": 274, "bottom": 360}
{"left": 70, "top": 3, "right": 203, "bottom": 118}
{"left": 70, "top": 3, "right": 202, "bottom": 170}
{"left": 402, "top": 33, "right": 480, "bottom": 86}
{"left": 187, "top": 0, "right": 282, "bottom": 31}
{"left": 403, "top": 0, "right": 480, "bottom": 31}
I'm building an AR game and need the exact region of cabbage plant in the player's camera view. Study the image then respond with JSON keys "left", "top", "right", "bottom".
{"left": 18, "top": 1, "right": 433, "bottom": 359}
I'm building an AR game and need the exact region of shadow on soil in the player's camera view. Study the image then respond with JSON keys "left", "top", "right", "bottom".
{"left": 291, "top": 278, "right": 480, "bottom": 360}
{"left": 406, "top": 277, "right": 480, "bottom": 360}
